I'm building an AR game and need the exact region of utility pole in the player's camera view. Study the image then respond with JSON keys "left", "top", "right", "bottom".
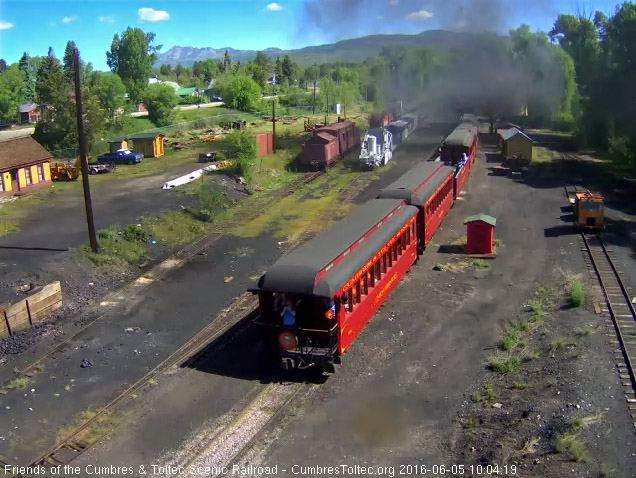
{"left": 272, "top": 100, "right": 276, "bottom": 153}
{"left": 325, "top": 86, "right": 328, "bottom": 125}
{"left": 74, "top": 46, "right": 98, "bottom": 253}
{"left": 312, "top": 80, "right": 316, "bottom": 116}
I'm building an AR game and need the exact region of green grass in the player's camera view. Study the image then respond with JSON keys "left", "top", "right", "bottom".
{"left": 6, "top": 377, "right": 32, "bottom": 390}
{"left": 471, "top": 259, "right": 491, "bottom": 269}
{"left": 570, "top": 280, "right": 584, "bottom": 307}
{"left": 555, "top": 432, "right": 587, "bottom": 462}
{"left": 57, "top": 409, "right": 116, "bottom": 446}
{"left": 488, "top": 355, "right": 522, "bottom": 374}
{"left": 0, "top": 218, "right": 18, "bottom": 237}
{"left": 502, "top": 320, "right": 528, "bottom": 351}
{"left": 143, "top": 211, "right": 207, "bottom": 247}
{"left": 83, "top": 225, "right": 147, "bottom": 266}
{"left": 512, "top": 381, "right": 529, "bottom": 390}
{"left": 470, "top": 383, "right": 496, "bottom": 404}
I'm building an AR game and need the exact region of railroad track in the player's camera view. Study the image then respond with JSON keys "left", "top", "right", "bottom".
{"left": 7, "top": 168, "right": 366, "bottom": 477}
{"left": 214, "top": 170, "right": 324, "bottom": 234}
{"left": 10, "top": 137, "right": 449, "bottom": 475}
{"left": 564, "top": 185, "right": 636, "bottom": 429}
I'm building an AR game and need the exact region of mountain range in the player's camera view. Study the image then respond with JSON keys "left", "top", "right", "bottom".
{"left": 155, "top": 30, "right": 482, "bottom": 67}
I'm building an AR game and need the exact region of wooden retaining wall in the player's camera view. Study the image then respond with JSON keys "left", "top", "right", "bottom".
{"left": 0, "top": 281, "right": 62, "bottom": 337}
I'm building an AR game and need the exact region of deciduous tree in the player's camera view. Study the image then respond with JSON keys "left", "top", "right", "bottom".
{"left": 107, "top": 27, "right": 161, "bottom": 103}
{"left": 142, "top": 83, "right": 178, "bottom": 126}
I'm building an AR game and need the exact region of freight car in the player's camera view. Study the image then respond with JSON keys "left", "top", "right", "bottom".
{"left": 303, "top": 120, "right": 360, "bottom": 169}
{"left": 255, "top": 116, "right": 478, "bottom": 373}
{"left": 369, "top": 112, "right": 394, "bottom": 128}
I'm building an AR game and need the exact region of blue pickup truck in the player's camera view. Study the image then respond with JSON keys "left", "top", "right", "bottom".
{"left": 97, "top": 148, "right": 144, "bottom": 165}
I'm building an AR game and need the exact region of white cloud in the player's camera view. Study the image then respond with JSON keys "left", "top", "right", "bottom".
{"left": 405, "top": 9, "right": 433, "bottom": 21}
{"left": 137, "top": 8, "right": 170, "bottom": 22}
{"left": 0, "top": 20, "right": 14, "bottom": 30}
{"left": 99, "top": 15, "right": 115, "bottom": 23}
{"left": 61, "top": 16, "right": 79, "bottom": 24}
{"left": 388, "top": 0, "right": 399, "bottom": 5}
{"left": 266, "top": 3, "right": 283, "bottom": 11}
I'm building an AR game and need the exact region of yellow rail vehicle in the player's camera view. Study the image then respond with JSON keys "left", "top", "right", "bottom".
{"left": 574, "top": 191, "right": 604, "bottom": 230}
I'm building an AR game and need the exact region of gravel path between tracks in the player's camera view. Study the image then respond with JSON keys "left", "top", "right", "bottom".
{"left": 0, "top": 121, "right": 456, "bottom": 471}
{"left": 232, "top": 140, "right": 636, "bottom": 477}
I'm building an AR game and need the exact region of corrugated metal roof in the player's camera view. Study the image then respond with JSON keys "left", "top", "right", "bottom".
{"left": 464, "top": 214, "right": 496, "bottom": 227}
{"left": 18, "top": 102, "right": 38, "bottom": 113}
{"left": 500, "top": 127, "right": 533, "bottom": 142}
{"left": 0, "top": 136, "right": 51, "bottom": 172}
{"left": 257, "top": 199, "right": 416, "bottom": 297}
{"left": 176, "top": 87, "right": 198, "bottom": 96}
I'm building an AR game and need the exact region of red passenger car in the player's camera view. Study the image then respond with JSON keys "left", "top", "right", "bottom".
{"left": 254, "top": 199, "right": 419, "bottom": 372}
{"left": 440, "top": 123, "right": 478, "bottom": 197}
{"left": 303, "top": 120, "right": 360, "bottom": 169}
{"left": 378, "top": 161, "right": 455, "bottom": 251}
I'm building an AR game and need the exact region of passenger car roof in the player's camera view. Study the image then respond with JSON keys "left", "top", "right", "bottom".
{"left": 257, "top": 199, "right": 417, "bottom": 297}
{"left": 378, "top": 161, "right": 453, "bottom": 205}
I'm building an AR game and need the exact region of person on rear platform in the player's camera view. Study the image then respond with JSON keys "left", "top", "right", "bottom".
{"left": 282, "top": 296, "right": 297, "bottom": 326}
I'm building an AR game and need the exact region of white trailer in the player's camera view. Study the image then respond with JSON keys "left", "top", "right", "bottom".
{"left": 359, "top": 128, "right": 393, "bottom": 168}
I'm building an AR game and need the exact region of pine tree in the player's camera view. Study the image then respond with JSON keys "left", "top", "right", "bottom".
{"left": 19, "top": 52, "right": 35, "bottom": 102}
{"left": 63, "top": 40, "right": 77, "bottom": 84}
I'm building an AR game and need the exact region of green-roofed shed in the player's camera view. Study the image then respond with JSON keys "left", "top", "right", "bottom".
{"left": 464, "top": 214, "right": 496, "bottom": 255}
{"left": 108, "top": 137, "right": 129, "bottom": 153}
{"left": 176, "top": 87, "right": 198, "bottom": 97}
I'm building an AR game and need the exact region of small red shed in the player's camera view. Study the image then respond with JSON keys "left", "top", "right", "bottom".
{"left": 464, "top": 214, "right": 497, "bottom": 255}
{"left": 253, "top": 132, "right": 274, "bottom": 157}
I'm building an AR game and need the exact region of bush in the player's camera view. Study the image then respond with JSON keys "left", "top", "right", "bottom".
{"left": 215, "top": 74, "right": 262, "bottom": 112}
{"left": 608, "top": 135, "right": 633, "bottom": 166}
{"left": 142, "top": 83, "right": 179, "bottom": 127}
{"left": 225, "top": 129, "right": 257, "bottom": 179}
{"left": 570, "top": 280, "right": 584, "bottom": 307}
{"left": 552, "top": 113, "right": 575, "bottom": 132}
{"left": 281, "top": 86, "right": 312, "bottom": 107}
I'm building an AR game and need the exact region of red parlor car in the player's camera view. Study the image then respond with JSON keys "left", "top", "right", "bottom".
{"left": 378, "top": 161, "right": 455, "bottom": 251}
{"left": 253, "top": 199, "right": 419, "bottom": 372}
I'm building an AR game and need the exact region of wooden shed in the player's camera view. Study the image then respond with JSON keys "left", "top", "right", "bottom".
{"left": 500, "top": 128, "right": 533, "bottom": 160}
{"left": 464, "top": 214, "right": 496, "bottom": 255}
{"left": 0, "top": 136, "right": 52, "bottom": 197}
{"left": 108, "top": 137, "right": 129, "bottom": 154}
{"left": 253, "top": 132, "right": 274, "bottom": 157}
{"left": 130, "top": 133, "right": 166, "bottom": 158}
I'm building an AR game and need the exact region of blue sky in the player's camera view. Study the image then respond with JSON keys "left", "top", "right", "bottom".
{"left": 0, "top": 0, "right": 622, "bottom": 71}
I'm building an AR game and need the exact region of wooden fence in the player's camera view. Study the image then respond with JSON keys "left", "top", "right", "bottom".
{"left": 0, "top": 281, "right": 62, "bottom": 338}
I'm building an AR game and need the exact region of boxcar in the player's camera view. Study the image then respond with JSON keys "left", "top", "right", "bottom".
{"left": 254, "top": 199, "right": 419, "bottom": 372}
{"left": 378, "top": 161, "right": 455, "bottom": 251}
{"left": 388, "top": 120, "right": 409, "bottom": 148}
{"left": 303, "top": 132, "right": 339, "bottom": 168}
{"left": 401, "top": 113, "right": 419, "bottom": 133}
{"left": 303, "top": 120, "right": 359, "bottom": 169}
{"left": 370, "top": 112, "right": 394, "bottom": 128}
{"left": 320, "top": 120, "right": 359, "bottom": 157}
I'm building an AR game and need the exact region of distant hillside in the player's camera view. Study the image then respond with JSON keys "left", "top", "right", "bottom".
{"left": 155, "top": 30, "right": 486, "bottom": 67}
